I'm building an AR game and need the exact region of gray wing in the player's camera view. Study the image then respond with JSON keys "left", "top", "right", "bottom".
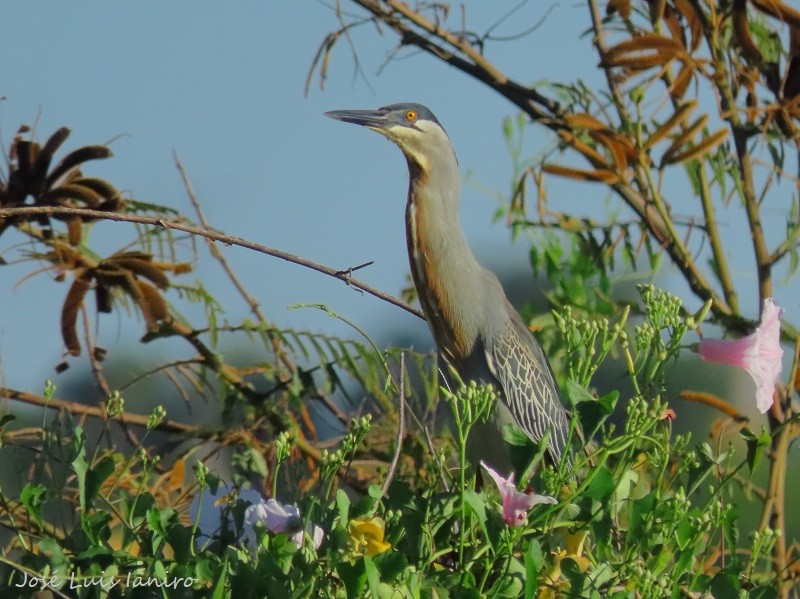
{"left": 483, "top": 307, "right": 570, "bottom": 464}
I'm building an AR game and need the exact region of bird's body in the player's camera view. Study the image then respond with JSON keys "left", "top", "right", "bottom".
{"left": 326, "top": 104, "right": 570, "bottom": 468}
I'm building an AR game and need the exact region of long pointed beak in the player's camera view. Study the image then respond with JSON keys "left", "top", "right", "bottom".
{"left": 324, "top": 109, "right": 388, "bottom": 129}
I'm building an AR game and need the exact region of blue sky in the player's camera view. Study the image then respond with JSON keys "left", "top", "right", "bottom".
{"left": 1, "top": 3, "right": 792, "bottom": 420}
{"left": 0, "top": 3, "right": 594, "bottom": 392}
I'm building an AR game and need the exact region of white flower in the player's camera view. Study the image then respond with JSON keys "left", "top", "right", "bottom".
{"left": 244, "top": 498, "right": 324, "bottom": 550}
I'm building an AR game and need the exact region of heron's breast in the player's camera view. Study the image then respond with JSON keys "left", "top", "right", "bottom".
{"left": 406, "top": 196, "right": 474, "bottom": 362}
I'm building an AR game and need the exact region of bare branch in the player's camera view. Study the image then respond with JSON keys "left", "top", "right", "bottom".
{"left": 0, "top": 204, "right": 424, "bottom": 320}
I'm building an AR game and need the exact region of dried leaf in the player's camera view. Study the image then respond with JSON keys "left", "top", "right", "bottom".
{"left": 558, "top": 130, "right": 609, "bottom": 167}
{"left": 783, "top": 24, "right": 800, "bottom": 99}
{"left": 66, "top": 217, "right": 83, "bottom": 246}
{"left": 45, "top": 145, "right": 113, "bottom": 189}
{"left": 542, "top": 163, "right": 621, "bottom": 184}
{"left": 646, "top": 100, "right": 697, "bottom": 147}
{"left": 171, "top": 263, "right": 193, "bottom": 275}
{"left": 112, "top": 257, "right": 171, "bottom": 290}
{"left": 167, "top": 458, "right": 185, "bottom": 491}
{"left": 750, "top": 0, "right": 800, "bottom": 28}
{"left": 674, "top": 0, "right": 703, "bottom": 51}
{"left": 680, "top": 389, "right": 747, "bottom": 421}
{"left": 794, "top": 360, "right": 800, "bottom": 393}
{"left": 733, "top": 0, "right": 764, "bottom": 64}
{"left": 39, "top": 183, "right": 105, "bottom": 209}
{"left": 71, "top": 177, "right": 119, "bottom": 202}
{"left": 607, "top": 0, "right": 632, "bottom": 19}
{"left": 603, "top": 52, "right": 677, "bottom": 71}
{"left": 661, "top": 128, "right": 728, "bottom": 165}
{"left": 61, "top": 272, "right": 92, "bottom": 356}
{"left": 564, "top": 113, "right": 608, "bottom": 130}
{"left": 662, "top": 114, "right": 710, "bottom": 160}
{"left": 664, "top": 7, "right": 686, "bottom": 47}
{"left": 49, "top": 245, "right": 86, "bottom": 271}
{"left": 32, "top": 127, "right": 71, "bottom": 190}
{"left": 95, "top": 284, "right": 113, "bottom": 314}
{"left": 605, "top": 33, "right": 684, "bottom": 62}
{"left": 648, "top": 0, "right": 666, "bottom": 23}
{"left": 135, "top": 279, "right": 169, "bottom": 329}
{"left": 590, "top": 130, "right": 629, "bottom": 171}
{"left": 15, "top": 140, "right": 37, "bottom": 180}
{"left": 670, "top": 61, "right": 695, "bottom": 99}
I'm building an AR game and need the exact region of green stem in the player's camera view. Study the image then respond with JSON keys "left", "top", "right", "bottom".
{"left": 696, "top": 163, "right": 740, "bottom": 313}
{"left": 458, "top": 421, "right": 468, "bottom": 568}
{"left": 731, "top": 130, "right": 773, "bottom": 304}
{"left": 758, "top": 412, "right": 794, "bottom": 597}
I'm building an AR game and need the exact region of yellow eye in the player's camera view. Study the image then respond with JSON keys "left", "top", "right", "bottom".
{"left": 405, "top": 110, "right": 417, "bottom": 122}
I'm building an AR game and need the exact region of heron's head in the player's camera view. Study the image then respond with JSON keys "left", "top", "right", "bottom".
{"left": 325, "top": 103, "right": 455, "bottom": 173}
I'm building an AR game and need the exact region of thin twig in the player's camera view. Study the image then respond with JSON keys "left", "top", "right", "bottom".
{"left": 382, "top": 351, "right": 406, "bottom": 494}
{"left": 173, "top": 153, "right": 297, "bottom": 372}
{"left": 79, "top": 304, "right": 144, "bottom": 450}
{"left": 586, "top": 0, "right": 632, "bottom": 122}
{"left": 0, "top": 205, "right": 424, "bottom": 320}
{"left": 0, "top": 386, "right": 197, "bottom": 434}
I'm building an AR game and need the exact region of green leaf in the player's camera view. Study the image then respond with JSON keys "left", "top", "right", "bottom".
{"left": 598, "top": 389, "right": 619, "bottom": 412}
{"left": 368, "top": 484, "right": 384, "bottom": 500}
{"left": 364, "top": 556, "right": 381, "bottom": 598}
{"left": 562, "top": 557, "right": 589, "bottom": 594}
{"left": 71, "top": 429, "right": 89, "bottom": 512}
{"left": 627, "top": 492, "right": 655, "bottom": 541}
{"left": 565, "top": 379, "right": 596, "bottom": 404}
{"left": 524, "top": 540, "right": 543, "bottom": 599}
{"left": 673, "top": 547, "right": 694, "bottom": 579}
{"left": 194, "top": 557, "right": 216, "bottom": 585}
{"left": 37, "top": 537, "right": 68, "bottom": 569}
{"left": 20, "top": 483, "right": 47, "bottom": 527}
{"left": 585, "top": 467, "right": 614, "bottom": 501}
{"left": 751, "top": 586, "right": 779, "bottom": 599}
{"left": 165, "top": 521, "right": 194, "bottom": 563}
{"left": 336, "top": 488, "right": 351, "bottom": 526}
{"left": 614, "top": 470, "right": 638, "bottom": 504}
{"left": 502, "top": 423, "right": 533, "bottom": 447}
{"left": 374, "top": 550, "right": 408, "bottom": 582}
{"left": 571, "top": 380, "right": 615, "bottom": 435}
{"left": 503, "top": 116, "right": 513, "bottom": 142}
{"left": 675, "top": 520, "right": 693, "bottom": 550}
{"left": 80, "top": 511, "right": 113, "bottom": 546}
{"left": 721, "top": 507, "right": 741, "bottom": 570}
{"left": 83, "top": 455, "right": 116, "bottom": 510}
{"left": 339, "top": 560, "right": 367, "bottom": 598}
{"left": 463, "top": 489, "right": 488, "bottom": 537}
{"left": 741, "top": 427, "right": 771, "bottom": 474}
{"left": 709, "top": 571, "right": 739, "bottom": 599}
{"left": 494, "top": 557, "right": 526, "bottom": 598}
{"left": 591, "top": 563, "right": 614, "bottom": 589}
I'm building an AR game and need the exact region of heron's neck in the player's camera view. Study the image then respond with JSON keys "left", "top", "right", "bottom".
{"left": 405, "top": 154, "right": 483, "bottom": 362}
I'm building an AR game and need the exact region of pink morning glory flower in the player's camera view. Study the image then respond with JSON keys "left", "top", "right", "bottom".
{"left": 699, "top": 297, "right": 784, "bottom": 414}
{"left": 244, "top": 498, "right": 324, "bottom": 549}
{"left": 481, "top": 461, "right": 557, "bottom": 526}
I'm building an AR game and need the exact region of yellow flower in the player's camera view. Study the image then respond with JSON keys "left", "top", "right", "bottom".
{"left": 540, "top": 531, "right": 591, "bottom": 598}
{"left": 348, "top": 517, "right": 391, "bottom": 557}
